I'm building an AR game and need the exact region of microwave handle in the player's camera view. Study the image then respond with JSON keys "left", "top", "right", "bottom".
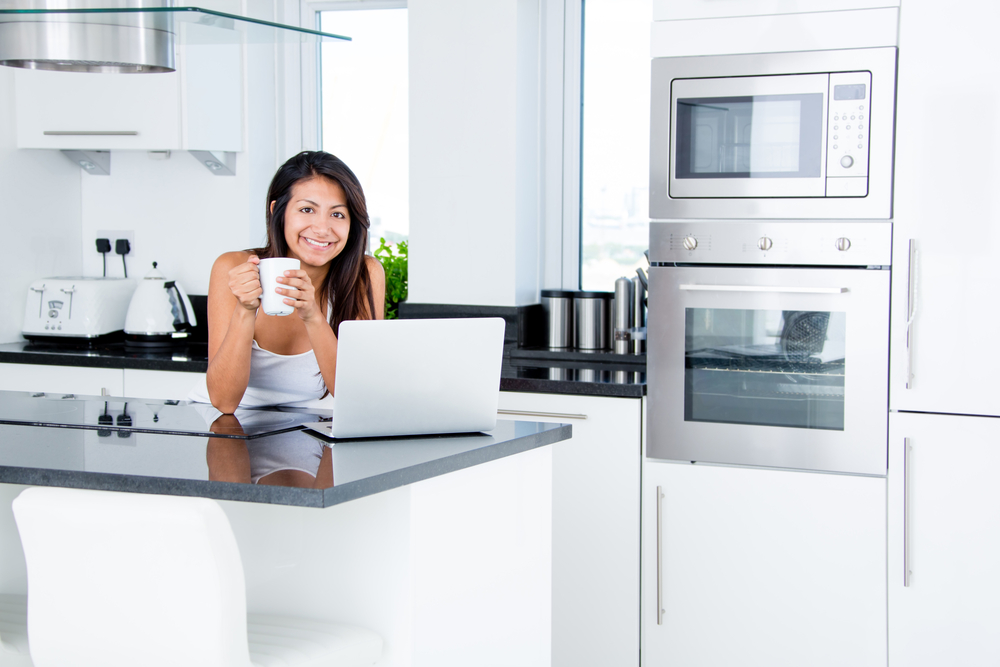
{"left": 678, "top": 284, "right": 848, "bottom": 294}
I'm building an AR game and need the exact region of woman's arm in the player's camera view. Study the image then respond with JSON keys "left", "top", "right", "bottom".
{"left": 206, "top": 251, "right": 260, "bottom": 413}
{"left": 367, "top": 255, "right": 387, "bottom": 321}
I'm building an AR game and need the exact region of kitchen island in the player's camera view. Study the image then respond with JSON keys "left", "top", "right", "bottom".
{"left": 0, "top": 391, "right": 570, "bottom": 667}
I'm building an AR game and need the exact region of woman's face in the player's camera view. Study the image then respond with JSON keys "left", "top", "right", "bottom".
{"left": 277, "top": 176, "right": 352, "bottom": 267}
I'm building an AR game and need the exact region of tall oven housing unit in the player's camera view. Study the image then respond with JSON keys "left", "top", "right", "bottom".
{"left": 641, "top": 46, "right": 899, "bottom": 667}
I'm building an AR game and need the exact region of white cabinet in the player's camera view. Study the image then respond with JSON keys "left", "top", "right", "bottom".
{"left": 0, "top": 362, "right": 123, "bottom": 397}
{"left": 653, "top": 0, "right": 898, "bottom": 20}
{"left": 889, "top": 1, "right": 1000, "bottom": 417}
{"left": 122, "top": 369, "right": 202, "bottom": 401}
{"left": 0, "top": 363, "right": 202, "bottom": 400}
{"left": 888, "top": 411, "right": 1000, "bottom": 666}
{"left": 497, "top": 391, "right": 642, "bottom": 667}
{"left": 641, "top": 459, "right": 886, "bottom": 667}
{"left": 14, "top": 24, "right": 242, "bottom": 152}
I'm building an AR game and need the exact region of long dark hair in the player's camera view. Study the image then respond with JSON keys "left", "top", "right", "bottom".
{"left": 255, "top": 151, "right": 376, "bottom": 335}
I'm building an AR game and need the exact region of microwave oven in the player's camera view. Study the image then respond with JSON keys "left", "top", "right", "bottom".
{"left": 650, "top": 47, "right": 897, "bottom": 220}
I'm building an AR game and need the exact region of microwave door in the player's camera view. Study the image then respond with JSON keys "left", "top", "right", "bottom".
{"left": 670, "top": 73, "right": 829, "bottom": 199}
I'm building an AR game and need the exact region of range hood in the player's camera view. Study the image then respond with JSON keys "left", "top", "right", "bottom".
{"left": 0, "top": 0, "right": 349, "bottom": 73}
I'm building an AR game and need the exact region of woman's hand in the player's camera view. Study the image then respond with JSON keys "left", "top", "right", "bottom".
{"left": 276, "top": 269, "right": 324, "bottom": 323}
{"left": 227, "top": 255, "right": 262, "bottom": 312}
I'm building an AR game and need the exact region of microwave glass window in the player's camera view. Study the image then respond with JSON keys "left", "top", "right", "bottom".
{"left": 674, "top": 93, "right": 823, "bottom": 179}
{"left": 684, "top": 308, "right": 846, "bottom": 431}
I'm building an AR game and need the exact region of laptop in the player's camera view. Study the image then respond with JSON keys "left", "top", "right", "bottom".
{"left": 303, "top": 317, "right": 505, "bottom": 440}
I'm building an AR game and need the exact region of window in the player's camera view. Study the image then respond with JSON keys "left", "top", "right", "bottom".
{"left": 320, "top": 6, "right": 408, "bottom": 250}
{"left": 579, "top": 0, "right": 651, "bottom": 291}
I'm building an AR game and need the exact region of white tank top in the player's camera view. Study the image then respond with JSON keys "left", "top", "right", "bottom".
{"left": 241, "top": 340, "right": 327, "bottom": 407}
{"left": 187, "top": 339, "right": 327, "bottom": 408}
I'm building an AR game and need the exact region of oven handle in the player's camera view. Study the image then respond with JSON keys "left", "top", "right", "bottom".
{"left": 678, "top": 284, "right": 848, "bottom": 294}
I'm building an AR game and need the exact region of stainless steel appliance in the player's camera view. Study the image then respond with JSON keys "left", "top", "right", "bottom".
{"left": 650, "top": 47, "right": 897, "bottom": 220}
{"left": 646, "top": 221, "right": 891, "bottom": 475}
{"left": 22, "top": 277, "right": 136, "bottom": 341}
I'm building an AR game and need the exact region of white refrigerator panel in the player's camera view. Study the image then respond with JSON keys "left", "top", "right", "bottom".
{"left": 889, "top": 0, "right": 1000, "bottom": 417}
{"left": 888, "top": 411, "right": 1000, "bottom": 666}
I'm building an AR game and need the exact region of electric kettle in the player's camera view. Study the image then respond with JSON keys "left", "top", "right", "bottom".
{"left": 124, "top": 262, "right": 197, "bottom": 347}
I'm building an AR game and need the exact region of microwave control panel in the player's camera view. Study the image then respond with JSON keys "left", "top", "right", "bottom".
{"left": 826, "top": 71, "right": 872, "bottom": 195}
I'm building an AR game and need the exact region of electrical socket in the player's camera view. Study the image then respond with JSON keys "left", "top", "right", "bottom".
{"left": 96, "top": 230, "right": 134, "bottom": 255}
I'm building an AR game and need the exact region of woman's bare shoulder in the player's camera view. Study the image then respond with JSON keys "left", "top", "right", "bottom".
{"left": 364, "top": 254, "right": 385, "bottom": 279}
{"left": 213, "top": 250, "right": 254, "bottom": 273}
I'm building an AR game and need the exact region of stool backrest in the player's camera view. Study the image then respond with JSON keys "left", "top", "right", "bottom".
{"left": 12, "top": 487, "right": 251, "bottom": 667}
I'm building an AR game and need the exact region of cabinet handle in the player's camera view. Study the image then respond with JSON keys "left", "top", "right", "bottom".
{"left": 496, "top": 409, "right": 588, "bottom": 421}
{"left": 656, "top": 485, "right": 665, "bottom": 625}
{"left": 43, "top": 131, "right": 139, "bottom": 136}
{"left": 903, "top": 438, "right": 912, "bottom": 587}
{"left": 905, "top": 240, "right": 919, "bottom": 389}
{"left": 679, "top": 284, "right": 848, "bottom": 294}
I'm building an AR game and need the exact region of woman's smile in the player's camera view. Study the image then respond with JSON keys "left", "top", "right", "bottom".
{"left": 281, "top": 176, "right": 352, "bottom": 266}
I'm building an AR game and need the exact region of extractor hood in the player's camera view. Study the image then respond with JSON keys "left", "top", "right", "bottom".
{"left": 0, "top": 0, "right": 349, "bottom": 73}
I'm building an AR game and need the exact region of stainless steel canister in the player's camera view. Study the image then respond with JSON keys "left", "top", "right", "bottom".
{"left": 613, "top": 277, "right": 633, "bottom": 355}
{"left": 574, "top": 291, "right": 613, "bottom": 350}
{"left": 541, "top": 289, "right": 574, "bottom": 348}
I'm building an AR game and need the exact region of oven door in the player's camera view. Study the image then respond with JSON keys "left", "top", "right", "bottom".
{"left": 646, "top": 266, "right": 889, "bottom": 475}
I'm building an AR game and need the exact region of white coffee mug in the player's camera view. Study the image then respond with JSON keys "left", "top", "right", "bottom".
{"left": 258, "top": 257, "right": 301, "bottom": 316}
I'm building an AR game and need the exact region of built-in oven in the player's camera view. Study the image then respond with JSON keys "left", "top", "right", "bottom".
{"left": 646, "top": 221, "right": 891, "bottom": 476}
{"left": 650, "top": 47, "right": 897, "bottom": 220}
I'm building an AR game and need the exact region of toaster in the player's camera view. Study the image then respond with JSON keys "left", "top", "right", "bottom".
{"left": 22, "top": 277, "right": 136, "bottom": 341}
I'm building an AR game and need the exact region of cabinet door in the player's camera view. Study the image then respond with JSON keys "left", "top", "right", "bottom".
{"left": 889, "top": 2, "right": 1000, "bottom": 417}
{"left": 888, "top": 412, "right": 1000, "bottom": 666}
{"left": 498, "top": 392, "right": 642, "bottom": 667}
{"left": 642, "top": 460, "right": 886, "bottom": 667}
{"left": 0, "top": 363, "right": 123, "bottom": 397}
{"left": 15, "top": 69, "right": 182, "bottom": 150}
{"left": 653, "top": 0, "right": 898, "bottom": 21}
{"left": 122, "top": 369, "right": 203, "bottom": 401}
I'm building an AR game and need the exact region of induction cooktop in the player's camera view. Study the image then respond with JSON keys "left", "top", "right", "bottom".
{"left": 0, "top": 391, "right": 328, "bottom": 439}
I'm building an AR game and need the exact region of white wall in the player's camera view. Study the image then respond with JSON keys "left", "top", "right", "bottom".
{"left": 0, "top": 69, "right": 84, "bottom": 344}
{"left": 408, "top": 0, "right": 542, "bottom": 307}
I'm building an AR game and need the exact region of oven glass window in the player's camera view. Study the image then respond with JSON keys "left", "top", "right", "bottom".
{"left": 685, "top": 308, "right": 846, "bottom": 430}
{"left": 674, "top": 94, "right": 823, "bottom": 179}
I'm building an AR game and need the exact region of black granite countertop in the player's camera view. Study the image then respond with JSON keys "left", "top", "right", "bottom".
{"left": 0, "top": 391, "right": 570, "bottom": 508}
{"left": 0, "top": 340, "right": 646, "bottom": 398}
{"left": 0, "top": 340, "right": 210, "bottom": 372}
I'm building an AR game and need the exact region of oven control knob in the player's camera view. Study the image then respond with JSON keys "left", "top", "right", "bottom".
{"left": 757, "top": 237, "right": 773, "bottom": 251}
{"left": 836, "top": 237, "right": 852, "bottom": 251}
{"left": 682, "top": 236, "right": 698, "bottom": 251}
{"left": 840, "top": 155, "right": 854, "bottom": 168}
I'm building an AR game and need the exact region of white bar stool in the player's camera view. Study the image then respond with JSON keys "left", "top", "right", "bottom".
{"left": 0, "top": 593, "right": 32, "bottom": 667}
{"left": 12, "top": 487, "right": 383, "bottom": 667}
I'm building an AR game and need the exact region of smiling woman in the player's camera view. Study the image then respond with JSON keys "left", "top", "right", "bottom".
{"left": 193, "top": 151, "right": 386, "bottom": 413}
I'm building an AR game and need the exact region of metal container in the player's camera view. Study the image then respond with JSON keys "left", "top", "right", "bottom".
{"left": 574, "top": 291, "right": 612, "bottom": 350}
{"left": 541, "top": 289, "right": 574, "bottom": 349}
{"left": 613, "top": 277, "right": 633, "bottom": 355}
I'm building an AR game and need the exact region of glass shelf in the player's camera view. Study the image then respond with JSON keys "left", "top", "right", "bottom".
{"left": 0, "top": 6, "right": 351, "bottom": 45}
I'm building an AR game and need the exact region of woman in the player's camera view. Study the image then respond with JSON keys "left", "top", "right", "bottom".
{"left": 202, "top": 151, "right": 385, "bottom": 413}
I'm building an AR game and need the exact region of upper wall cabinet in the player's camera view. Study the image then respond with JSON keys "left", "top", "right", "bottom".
{"left": 14, "top": 24, "right": 242, "bottom": 152}
{"left": 653, "top": 0, "right": 900, "bottom": 21}
{"left": 4, "top": 7, "right": 350, "bottom": 152}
